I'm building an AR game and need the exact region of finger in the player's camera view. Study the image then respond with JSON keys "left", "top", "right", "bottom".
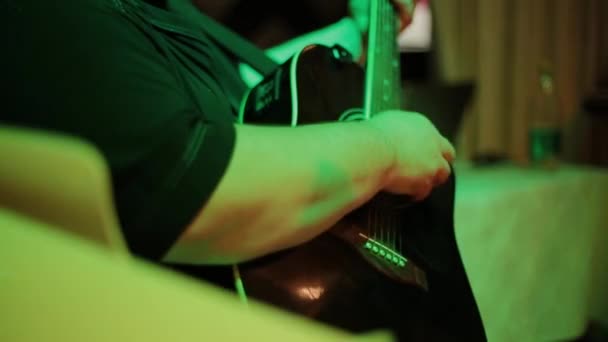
{"left": 393, "top": 0, "right": 416, "bottom": 16}
{"left": 440, "top": 137, "right": 456, "bottom": 163}
{"left": 393, "top": 0, "right": 416, "bottom": 31}
{"left": 413, "top": 178, "right": 433, "bottom": 201}
{"left": 433, "top": 158, "right": 451, "bottom": 186}
{"left": 395, "top": 8, "right": 412, "bottom": 32}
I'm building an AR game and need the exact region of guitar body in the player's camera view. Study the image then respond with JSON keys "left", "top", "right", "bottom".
{"left": 237, "top": 45, "right": 486, "bottom": 341}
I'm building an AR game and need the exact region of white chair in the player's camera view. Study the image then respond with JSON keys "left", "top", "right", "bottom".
{"left": 0, "top": 125, "right": 393, "bottom": 342}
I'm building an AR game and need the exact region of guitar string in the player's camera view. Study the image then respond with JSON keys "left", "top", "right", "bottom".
{"left": 370, "top": 0, "right": 404, "bottom": 257}
{"left": 387, "top": 0, "right": 400, "bottom": 253}
{"left": 370, "top": 0, "right": 380, "bottom": 244}
{"left": 382, "top": 0, "right": 390, "bottom": 250}
{"left": 387, "top": 0, "right": 395, "bottom": 253}
{"left": 387, "top": 0, "right": 393, "bottom": 252}
{"left": 378, "top": 0, "right": 385, "bottom": 246}
{"left": 373, "top": 0, "right": 386, "bottom": 249}
{"left": 388, "top": 0, "right": 401, "bottom": 254}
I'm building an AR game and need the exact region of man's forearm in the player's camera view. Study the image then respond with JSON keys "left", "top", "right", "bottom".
{"left": 239, "top": 17, "right": 362, "bottom": 88}
{"left": 163, "top": 121, "right": 394, "bottom": 265}
{"left": 265, "top": 17, "right": 362, "bottom": 63}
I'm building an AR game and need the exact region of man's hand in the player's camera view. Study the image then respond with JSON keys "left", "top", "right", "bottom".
{"left": 349, "top": 0, "right": 418, "bottom": 35}
{"left": 368, "top": 110, "right": 455, "bottom": 200}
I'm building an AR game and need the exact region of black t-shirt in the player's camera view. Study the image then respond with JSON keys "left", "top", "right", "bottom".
{"left": 1, "top": 0, "right": 247, "bottom": 260}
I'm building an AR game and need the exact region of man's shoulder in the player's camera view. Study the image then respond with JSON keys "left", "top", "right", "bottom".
{"left": 0, "top": 0, "right": 131, "bottom": 32}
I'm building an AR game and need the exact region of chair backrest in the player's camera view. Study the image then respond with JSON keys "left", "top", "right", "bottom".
{"left": 0, "top": 125, "right": 128, "bottom": 256}
{"left": 1, "top": 208, "right": 390, "bottom": 342}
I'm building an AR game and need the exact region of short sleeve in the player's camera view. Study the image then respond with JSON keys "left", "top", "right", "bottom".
{"left": 1, "top": 0, "right": 236, "bottom": 259}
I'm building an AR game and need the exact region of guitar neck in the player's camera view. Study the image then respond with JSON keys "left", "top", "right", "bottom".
{"left": 364, "top": 0, "right": 402, "bottom": 118}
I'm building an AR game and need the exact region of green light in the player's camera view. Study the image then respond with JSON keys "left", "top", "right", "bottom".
{"left": 364, "top": 238, "right": 410, "bottom": 268}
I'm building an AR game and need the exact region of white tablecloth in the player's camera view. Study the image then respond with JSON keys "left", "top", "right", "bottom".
{"left": 454, "top": 163, "right": 608, "bottom": 341}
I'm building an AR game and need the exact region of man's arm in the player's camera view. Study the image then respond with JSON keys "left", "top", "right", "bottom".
{"left": 264, "top": 17, "right": 364, "bottom": 63}
{"left": 163, "top": 111, "right": 454, "bottom": 265}
{"left": 165, "top": 0, "right": 438, "bottom": 265}
{"left": 163, "top": 120, "right": 391, "bottom": 264}
{"left": 239, "top": 0, "right": 418, "bottom": 87}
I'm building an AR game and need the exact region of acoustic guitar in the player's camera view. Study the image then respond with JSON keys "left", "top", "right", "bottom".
{"left": 236, "top": 0, "right": 485, "bottom": 340}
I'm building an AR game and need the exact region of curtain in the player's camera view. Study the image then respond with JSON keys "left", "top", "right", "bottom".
{"left": 432, "top": 0, "right": 607, "bottom": 163}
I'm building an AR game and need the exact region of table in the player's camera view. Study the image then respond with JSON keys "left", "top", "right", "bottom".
{"left": 454, "top": 163, "right": 608, "bottom": 341}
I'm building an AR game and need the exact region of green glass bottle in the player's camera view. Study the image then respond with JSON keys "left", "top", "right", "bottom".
{"left": 529, "top": 62, "right": 561, "bottom": 169}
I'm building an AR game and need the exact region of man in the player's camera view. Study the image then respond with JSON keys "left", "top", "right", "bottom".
{"left": 3, "top": 1, "right": 489, "bottom": 340}
{"left": 2, "top": 0, "right": 453, "bottom": 265}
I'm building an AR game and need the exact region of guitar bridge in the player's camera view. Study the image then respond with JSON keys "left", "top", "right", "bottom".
{"left": 330, "top": 221, "right": 429, "bottom": 291}
{"left": 361, "top": 235, "right": 408, "bottom": 268}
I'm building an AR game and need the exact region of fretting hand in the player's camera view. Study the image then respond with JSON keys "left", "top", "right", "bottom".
{"left": 349, "top": 0, "right": 419, "bottom": 35}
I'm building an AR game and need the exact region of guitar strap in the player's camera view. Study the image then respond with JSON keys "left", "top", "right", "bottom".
{"left": 167, "top": 0, "right": 279, "bottom": 78}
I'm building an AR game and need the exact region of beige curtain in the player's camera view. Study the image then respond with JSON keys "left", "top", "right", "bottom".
{"left": 432, "top": 0, "right": 607, "bottom": 163}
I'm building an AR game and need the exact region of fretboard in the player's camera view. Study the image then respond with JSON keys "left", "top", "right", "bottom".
{"left": 364, "top": 0, "right": 402, "bottom": 118}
